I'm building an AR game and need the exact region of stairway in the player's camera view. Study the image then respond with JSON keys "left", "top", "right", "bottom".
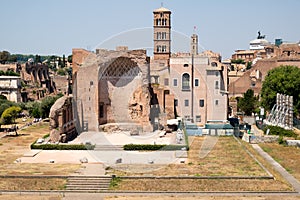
{"left": 66, "top": 176, "right": 112, "bottom": 191}
{"left": 94, "top": 145, "right": 123, "bottom": 151}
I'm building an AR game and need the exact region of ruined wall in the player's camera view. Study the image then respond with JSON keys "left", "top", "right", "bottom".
{"left": 49, "top": 96, "right": 76, "bottom": 143}
{"left": 73, "top": 48, "right": 153, "bottom": 132}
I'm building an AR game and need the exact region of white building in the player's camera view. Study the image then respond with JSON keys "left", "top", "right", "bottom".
{"left": 0, "top": 76, "right": 21, "bottom": 102}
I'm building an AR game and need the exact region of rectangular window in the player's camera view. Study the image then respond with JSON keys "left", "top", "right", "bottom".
{"left": 199, "top": 99, "right": 204, "bottom": 107}
{"left": 162, "top": 32, "right": 166, "bottom": 39}
{"left": 215, "top": 81, "right": 219, "bottom": 89}
{"left": 215, "top": 71, "right": 219, "bottom": 76}
{"left": 195, "top": 79, "right": 199, "bottom": 87}
{"left": 215, "top": 99, "right": 219, "bottom": 106}
{"left": 196, "top": 115, "right": 201, "bottom": 122}
{"left": 185, "top": 99, "right": 189, "bottom": 107}
{"left": 164, "top": 78, "right": 169, "bottom": 86}
{"left": 90, "top": 81, "right": 93, "bottom": 86}
{"left": 173, "top": 79, "right": 178, "bottom": 86}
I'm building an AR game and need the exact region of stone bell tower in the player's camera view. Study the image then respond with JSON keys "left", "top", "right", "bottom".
{"left": 153, "top": 6, "right": 171, "bottom": 60}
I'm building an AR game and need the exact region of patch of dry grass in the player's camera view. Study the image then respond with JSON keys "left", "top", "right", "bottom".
{"left": 0, "top": 195, "right": 61, "bottom": 200}
{"left": 0, "top": 122, "right": 80, "bottom": 190}
{"left": 109, "top": 136, "right": 268, "bottom": 177}
{"left": 0, "top": 178, "right": 66, "bottom": 190}
{"left": 109, "top": 136, "right": 293, "bottom": 192}
{"left": 105, "top": 196, "right": 300, "bottom": 200}
{"left": 259, "top": 143, "right": 300, "bottom": 181}
{"left": 0, "top": 122, "right": 80, "bottom": 176}
{"left": 113, "top": 178, "right": 291, "bottom": 191}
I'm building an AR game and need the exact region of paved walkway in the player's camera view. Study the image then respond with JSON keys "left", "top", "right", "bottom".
{"left": 252, "top": 144, "right": 300, "bottom": 193}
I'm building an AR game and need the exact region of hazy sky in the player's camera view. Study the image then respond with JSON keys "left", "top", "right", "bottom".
{"left": 1, "top": 0, "right": 300, "bottom": 59}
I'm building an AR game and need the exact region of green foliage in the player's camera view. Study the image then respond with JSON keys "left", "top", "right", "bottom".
{"left": 278, "top": 135, "right": 286, "bottom": 145}
{"left": 62, "top": 54, "right": 66, "bottom": 68}
{"left": 109, "top": 177, "right": 121, "bottom": 188}
{"left": 40, "top": 96, "right": 60, "bottom": 118}
{"left": 67, "top": 55, "right": 72, "bottom": 63}
{"left": 25, "top": 94, "right": 62, "bottom": 118}
{"left": 261, "top": 65, "right": 300, "bottom": 115}
{"left": 246, "top": 61, "right": 252, "bottom": 70}
{"left": 0, "top": 106, "right": 22, "bottom": 124}
{"left": 0, "top": 99, "right": 17, "bottom": 117}
{"left": 0, "top": 70, "right": 20, "bottom": 76}
{"left": 237, "top": 89, "right": 259, "bottom": 116}
{"left": 57, "top": 68, "right": 66, "bottom": 76}
{"left": 123, "top": 144, "right": 188, "bottom": 151}
{"left": 231, "top": 59, "right": 245, "bottom": 64}
{"left": 42, "top": 133, "right": 50, "bottom": 139}
{"left": 31, "top": 143, "right": 95, "bottom": 150}
{"left": 263, "top": 125, "right": 297, "bottom": 138}
{"left": 0, "top": 95, "right": 7, "bottom": 100}
{"left": 35, "top": 54, "right": 41, "bottom": 63}
{"left": 0, "top": 51, "right": 10, "bottom": 64}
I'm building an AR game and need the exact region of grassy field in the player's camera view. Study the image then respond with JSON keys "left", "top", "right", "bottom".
{"left": 0, "top": 195, "right": 61, "bottom": 200}
{"left": 0, "top": 121, "right": 81, "bottom": 190}
{"left": 108, "top": 136, "right": 268, "bottom": 177}
{"left": 105, "top": 196, "right": 300, "bottom": 200}
{"left": 259, "top": 142, "right": 300, "bottom": 181}
{"left": 109, "top": 136, "right": 293, "bottom": 191}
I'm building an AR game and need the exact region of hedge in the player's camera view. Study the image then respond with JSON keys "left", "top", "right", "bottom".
{"left": 123, "top": 144, "right": 188, "bottom": 151}
{"left": 31, "top": 142, "right": 95, "bottom": 150}
{"left": 263, "top": 125, "right": 297, "bottom": 138}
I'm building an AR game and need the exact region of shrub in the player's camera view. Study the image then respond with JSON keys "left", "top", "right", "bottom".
{"left": 31, "top": 142, "right": 95, "bottom": 150}
{"left": 263, "top": 125, "right": 297, "bottom": 138}
{"left": 123, "top": 144, "right": 188, "bottom": 151}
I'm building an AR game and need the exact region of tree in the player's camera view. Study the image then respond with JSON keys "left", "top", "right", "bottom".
{"left": 67, "top": 55, "right": 72, "bottom": 63}
{"left": 0, "top": 51, "right": 10, "bottom": 64}
{"left": 237, "top": 89, "right": 258, "bottom": 116}
{"left": 62, "top": 54, "right": 66, "bottom": 68}
{"left": 57, "top": 68, "right": 66, "bottom": 76}
{"left": 58, "top": 57, "right": 62, "bottom": 68}
{"left": 0, "top": 106, "right": 22, "bottom": 124}
{"left": 35, "top": 54, "right": 41, "bottom": 63}
{"left": 231, "top": 59, "right": 245, "bottom": 64}
{"left": 7, "top": 54, "right": 17, "bottom": 63}
{"left": 0, "top": 95, "right": 7, "bottom": 100}
{"left": 40, "top": 95, "right": 62, "bottom": 118}
{"left": 261, "top": 65, "right": 300, "bottom": 116}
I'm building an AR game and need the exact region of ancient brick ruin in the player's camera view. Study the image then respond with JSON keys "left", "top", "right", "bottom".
{"left": 72, "top": 48, "right": 162, "bottom": 133}
{"left": 49, "top": 96, "right": 76, "bottom": 143}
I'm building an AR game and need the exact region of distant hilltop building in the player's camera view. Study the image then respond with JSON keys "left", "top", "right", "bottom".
{"left": 71, "top": 6, "right": 229, "bottom": 135}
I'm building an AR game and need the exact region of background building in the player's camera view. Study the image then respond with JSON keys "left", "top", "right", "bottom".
{"left": 0, "top": 76, "right": 21, "bottom": 102}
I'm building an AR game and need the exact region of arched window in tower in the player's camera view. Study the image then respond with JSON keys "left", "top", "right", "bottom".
{"left": 157, "top": 32, "right": 162, "bottom": 40}
{"left": 182, "top": 73, "right": 190, "bottom": 90}
{"left": 157, "top": 45, "right": 161, "bottom": 52}
{"left": 158, "top": 19, "right": 161, "bottom": 26}
{"left": 162, "top": 32, "right": 166, "bottom": 39}
{"left": 162, "top": 45, "right": 167, "bottom": 52}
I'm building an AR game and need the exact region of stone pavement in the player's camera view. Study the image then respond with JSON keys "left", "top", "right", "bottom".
{"left": 252, "top": 143, "right": 300, "bottom": 193}
{"left": 72, "top": 163, "right": 106, "bottom": 176}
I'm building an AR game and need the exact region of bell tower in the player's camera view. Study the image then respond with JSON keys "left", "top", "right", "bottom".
{"left": 190, "top": 34, "right": 198, "bottom": 55}
{"left": 153, "top": 6, "right": 171, "bottom": 60}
